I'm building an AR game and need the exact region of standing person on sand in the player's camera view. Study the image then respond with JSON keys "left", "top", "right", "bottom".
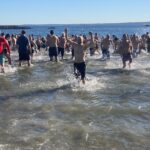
{"left": 46, "top": 30, "right": 59, "bottom": 62}
{"left": 17, "top": 30, "right": 31, "bottom": 67}
{"left": 0, "top": 35, "right": 11, "bottom": 73}
{"left": 65, "top": 29, "right": 88, "bottom": 84}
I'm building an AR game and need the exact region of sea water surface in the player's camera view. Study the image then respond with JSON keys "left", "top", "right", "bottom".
{"left": 0, "top": 23, "right": 150, "bottom": 150}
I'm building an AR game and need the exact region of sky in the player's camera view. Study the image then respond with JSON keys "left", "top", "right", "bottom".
{"left": 1, "top": 0, "right": 150, "bottom": 25}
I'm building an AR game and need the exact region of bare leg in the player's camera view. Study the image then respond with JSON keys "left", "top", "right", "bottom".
{"left": 123, "top": 61, "right": 126, "bottom": 69}
{"left": 55, "top": 56, "right": 58, "bottom": 62}
{"left": 50, "top": 57, "right": 53, "bottom": 61}
{"left": 27, "top": 60, "right": 31, "bottom": 67}
{"left": 82, "top": 79, "right": 85, "bottom": 84}
{"left": 0, "top": 64, "right": 5, "bottom": 73}
{"left": 1, "top": 67, "right": 5, "bottom": 73}
{"left": 19, "top": 61, "right": 22, "bottom": 67}
{"left": 128, "top": 62, "right": 131, "bottom": 68}
{"left": 5, "top": 54, "right": 11, "bottom": 65}
{"left": 128, "top": 60, "right": 132, "bottom": 68}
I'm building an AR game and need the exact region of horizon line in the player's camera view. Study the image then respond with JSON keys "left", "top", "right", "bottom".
{"left": 0, "top": 21, "right": 150, "bottom": 26}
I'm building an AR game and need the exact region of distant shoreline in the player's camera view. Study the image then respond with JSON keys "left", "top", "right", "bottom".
{"left": 0, "top": 22, "right": 150, "bottom": 26}
{"left": 24, "top": 22, "right": 150, "bottom": 26}
{"left": 0, "top": 25, "right": 31, "bottom": 29}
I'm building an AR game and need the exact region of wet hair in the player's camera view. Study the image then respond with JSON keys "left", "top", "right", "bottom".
{"left": 106, "top": 34, "right": 110, "bottom": 38}
{"left": 50, "top": 30, "right": 54, "bottom": 35}
{"left": 1, "top": 32, "right": 5, "bottom": 36}
{"left": 5, "top": 34, "right": 10, "bottom": 39}
{"left": 77, "top": 36, "right": 83, "bottom": 45}
{"left": 62, "top": 32, "right": 65, "bottom": 37}
{"left": 114, "top": 37, "right": 118, "bottom": 41}
{"left": 21, "top": 30, "right": 26, "bottom": 34}
{"left": 89, "top": 32, "right": 92, "bottom": 35}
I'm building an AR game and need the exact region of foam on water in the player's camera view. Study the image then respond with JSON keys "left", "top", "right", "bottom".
{"left": 0, "top": 65, "right": 17, "bottom": 76}
{"left": 63, "top": 65, "right": 106, "bottom": 92}
{"left": 105, "top": 52, "right": 150, "bottom": 71}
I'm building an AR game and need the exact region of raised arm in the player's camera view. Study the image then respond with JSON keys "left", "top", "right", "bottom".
{"left": 64, "top": 28, "right": 77, "bottom": 45}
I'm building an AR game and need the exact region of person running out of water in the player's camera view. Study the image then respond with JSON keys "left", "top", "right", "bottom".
{"left": 17, "top": 30, "right": 31, "bottom": 67}
{"left": 112, "top": 35, "right": 120, "bottom": 53}
{"left": 65, "top": 29, "right": 88, "bottom": 84}
{"left": 58, "top": 33, "right": 66, "bottom": 60}
{"left": 117, "top": 34, "right": 133, "bottom": 69}
{"left": 46, "top": 30, "right": 59, "bottom": 62}
{"left": 0, "top": 34, "right": 11, "bottom": 73}
{"left": 131, "top": 34, "right": 140, "bottom": 57}
{"left": 101, "top": 35, "right": 111, "bottom": 59}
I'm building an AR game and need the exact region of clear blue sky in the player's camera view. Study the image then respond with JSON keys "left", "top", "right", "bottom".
{"left": 1, "top": 0, "right": 150, "bottom": 24}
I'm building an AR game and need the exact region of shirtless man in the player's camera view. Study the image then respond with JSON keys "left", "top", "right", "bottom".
{"left": 89, "top": 32, "right": 95, "bottom": 56}
{"left": 36, "top": 37, "right": 42, "bottom": 51}
{"left": 112, "top": 35, "right": 120, "bottom": 53}
{"left": 94, "top": 33, "right": 100, "bottom": 54}
{"left": 101, "top": 35, "right": 111, "bottom": 59}
{"left": 11, "top": 34, "right": 17, "bottom": 51}
{"left": 46, "top": 30, "right": 59, "bottom": 62}
{"left": 0, "top": 34, "right": 11, "bottom": 73}
{"left": 58, "top": 33, "right": 66, "bottom": 60}
{"left": 131, "top": 34, "right": 140, "bottom": 57}
{"left": 118, "top": 34, "right": 132, "bottom": 68}
{"left": 65, "top": 29, "right": 88, "bottom": 84}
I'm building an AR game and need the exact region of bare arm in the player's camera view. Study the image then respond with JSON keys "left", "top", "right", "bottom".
{"left": 4, "top": 39, "right": 11, "bottom": 54}
{"left": 64, "top": 28, "right": 77, "bottom": 45}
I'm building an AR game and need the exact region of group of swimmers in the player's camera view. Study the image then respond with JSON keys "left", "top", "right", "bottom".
{"left": 0, "top": 29, "right": 150, "bottom": 84}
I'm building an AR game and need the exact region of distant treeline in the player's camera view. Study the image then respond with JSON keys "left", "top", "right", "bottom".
{"left": 0, "top": 25, "right": 31, "bottom": 29}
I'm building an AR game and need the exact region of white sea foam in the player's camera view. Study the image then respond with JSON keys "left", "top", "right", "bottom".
{"left": 0, "top": 65, "right": 17, "bottom": 75}
{"left": 63, "top": 65, "right": 105, "bottom": 92}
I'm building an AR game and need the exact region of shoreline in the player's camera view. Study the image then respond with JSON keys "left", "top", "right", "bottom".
{"left": 0, "top": 21, "right": 150, "bottom": 26}
{"left": 0, "top": 25, "right": 31, "bottom": 30}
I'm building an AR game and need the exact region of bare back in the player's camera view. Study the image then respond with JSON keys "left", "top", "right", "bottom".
{"left": 47, "top": 35, "right": 59, "bottom": 47}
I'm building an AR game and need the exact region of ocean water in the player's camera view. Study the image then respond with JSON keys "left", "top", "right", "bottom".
{"left": 0, "top": 23, "right": 150, "bottom": 150}
{"left": 1, "top": 22, "right": 150, "bottom": 37}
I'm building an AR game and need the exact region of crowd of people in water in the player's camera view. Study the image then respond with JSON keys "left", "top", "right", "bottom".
{"left": 0, "top": 29, "right": 150, "bottom": 84}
